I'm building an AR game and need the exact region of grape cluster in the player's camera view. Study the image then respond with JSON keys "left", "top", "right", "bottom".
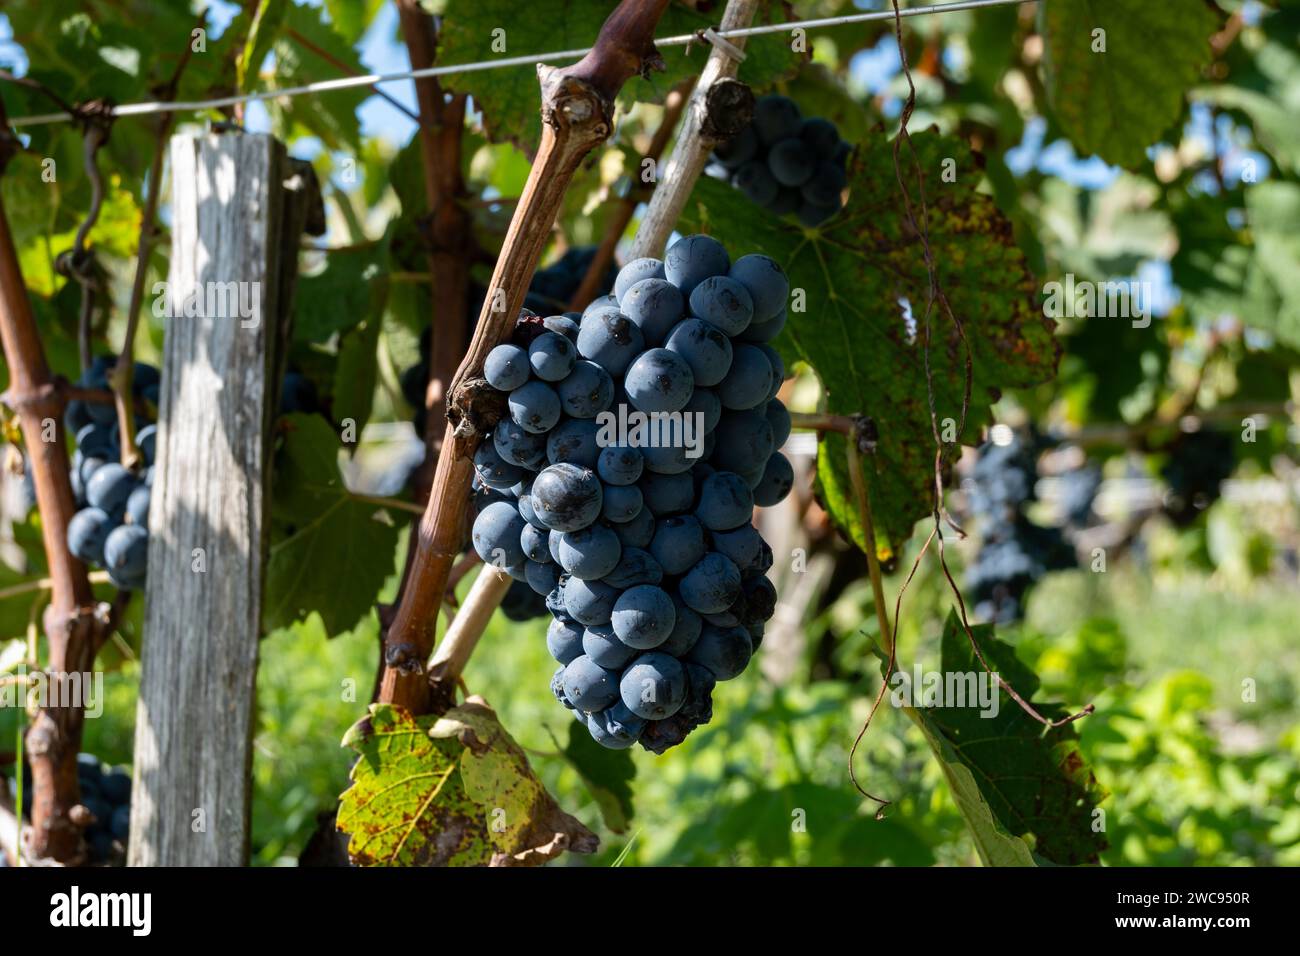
{"left": 1160, "top": 429, "right": 1234, "bottom": 526}
{"left": 707, "top": 94, "right": 851, "bottom": 227}
{"left": 964, "top": 431, "right": 1075, "bottom": 624}
{"left": 10, "top": 753, "right": 131, "bottom": 863}
{"left": 471, "top": 235, "right": 794, "bottom": 752}
{"left": 65, "top": 357, "right": 158, "bottom": 590}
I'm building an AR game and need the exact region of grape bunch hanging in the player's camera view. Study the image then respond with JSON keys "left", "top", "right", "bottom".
{"left": 64, "top": 357, "right": 158, "bottom": 590}
{"left": 470, "top": 235, "right": 794, "bottom": 752}
{"left": 707, "top": 94, "right": 851, "bottom": 226}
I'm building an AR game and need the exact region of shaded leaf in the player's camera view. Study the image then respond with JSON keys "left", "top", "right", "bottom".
{"left": 909, "top": 611, "right": 1108, "bottom": 866}
{"left": 266, "top": 414, "right": 400, "bottom": 633}
{"left": 562, "top": 718, "right": 636, "bottom": 833}
{"left": 680, "top": 131, "right": 1059, "bottom": 553}
{"left": 1039, "top": 0, "right": 1219, "bottom": 168}
{"left": 294, "top": 244, "right": 387, "bottom": 344}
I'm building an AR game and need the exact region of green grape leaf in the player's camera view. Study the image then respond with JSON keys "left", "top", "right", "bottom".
{"left": 562, "top": 719, "right": 636, "bottom": 833}
{"left": 680, "top": 131, "right": 1059, "bottom": 554}
{"left": 1244, "top": 180, "right": 1300, "bottom": 347}
{"left": 265, "top": 414, "right": 400, "bottom": 634}
{"left": 908, "top": 611, "right": 1108, "bottom": 866}
{"left": 338, "top": 701, "right": 598, "bottom": 866}
{"left": 1039, "top": 0, "right": 1220, "bottom": 168}
{"left": 294, "top": 244, "right": 387, "bottom": 344}
{"left": 436, "top": 0, "right": 803, "bottom": 154}
{"left": 431, "top": 699, "right": 599, "bottom": 864}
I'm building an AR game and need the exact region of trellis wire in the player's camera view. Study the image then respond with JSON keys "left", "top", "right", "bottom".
{"left": 5, "top": 0, "right": 1035, "bottom": 128}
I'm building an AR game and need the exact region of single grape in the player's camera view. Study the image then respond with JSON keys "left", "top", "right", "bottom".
{"left": 681, "top": 386, "right": 722, "bottom": 434}
{"left": 611, "top": 584, "right": 676, "bottom": 650}
{"left": 717, "top": 344, "right": 776, "bottom": 411}
{"left": 587, "top": 701, "right": 646, "bottom": 749}
{"left": 640, "top": 471, "right": 695, "bottom": 518}
{"left": 623, "top": 348, "right": 695, "bottom": 414}
{"left": 485, "top": 343, "right": 531, "bottom": 391}
{"left": 471, "top": 500, "right": 527, "bottom": 568}
{"left": 525, "top": 559, "right": 561, "bottom": 596}
{"left": 658, "top": 595, "right": 703, "bottom": 657}
{"left": 620, "top": 278, "right": 684, "bottom": 347}
{"left": 556, "top": 360, "right": 614, "bottom": 419}
{"left": 767, "top": 137, "right": 815, "bottom": 187}
{"left": 507, "top": 381, "right": 561, "bottom": 435}
{"left": 696, "top": 471, "right": 754, "bottom": 531}
{"left": 135, "top": 423, "right": 157, "bottom": 465}
{"left": 543, "top": 314, "right": 581, "bottom": 343}
{"left": 648, "top": 514, "right": 706, "bottom": 576}
{"left": 520, "top": 523, "right": 551, "bottom": 563}
{"left": 562, "top": 576, "right": 620, "bottom": 626}
{"left": 546, "top": 418, "right": 601, "bottom": 469}
{"left": 602, "top": 547, "right": 664, "bottom": 589}
{"left": 753, "top": 452, "right": 794, "bottom": 506}
{"left": 86, "top": 464, "right": 138, "bottom": 516}
{"left": 556, "top": 524, "right": 622, "bottom": 580}
{"left": 531, "top": 463, "right": 603, "bottom": 532}
{"left": 764, "top": 399, "right": 791, "bottom": 449}
{"left": 663, "top": 235, "right": 730, "bottom": 297}
{"left": 679, "top": 552, "right": 742, "bottom": 614}
{"left": 67, "top": 507, "right": 113, "bottom": 565}
{"left": 103, "top": 524, "right": 148, "bottom": 579}
{"left": 547, "top": 618, "right": 585, "bottom": 665}
{"left": 686, "top": 624, "right": 753, "bottom": 680}
{"left": 751, "top": 95, "right": 802, "bottom": 146}
{"left": 473, "top": 440, "right": 523, "bottom": 490}
{"left": 576, "top": 308, "right": 644, "bottom": 377}
{"left": 597, "top": 446, "right": 643, "bottom": 486}
{"left": 562, "top": 655, "right": 620, "bottom": 712}
{"left": 582, "top": 623, "right": 638, "bottom": 671}
{"left": 800, "top": 117, "right": 840, "bottom": 154}
{"left": 688, "top": 275, "right": 754, "bottom": 337}
{"left": 600, "top": 483, "right": 643, "bottom": 523}
{"left": 125, "top": 484, "right": 151, "bottom": 527}
{"left": 710, "top": 408, "right": 775, "bottom": 475}
{"left": 610, "top": 504, "right": 656, "bottom": 549}
{"left": 494, "top": 418, "right": 547, "bottom": 470}
{"left": 614, "top": 257, "right": 666, "bottom": 302}
{"left": 710, "top": 522, "right": 764, "bottom": 571}
{"left": 738, "top": 308, "right": 787, "bottom": 344}
{"left": 528, "top": 331, "right": 577, "bottom": 382}
{"left": 664, "top": 319, "right": 732, "bottom": 390}
{"left": 640, "top": 442, "right": 695, "bottom": 476}
{"left": 741, "top": 575, "right": 778, "bottom": 626}
{"left": 728, "top": 254, "right": 789, "bottom": 324}
{"left": 582, "top": 293, "right": 619, "bottom": 318}
{"left": 619, "top": 652, "right": 687, "bottom": 720}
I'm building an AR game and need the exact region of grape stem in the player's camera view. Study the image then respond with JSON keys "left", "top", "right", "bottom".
{"left": 628, "top": 0, "right": 761, "bottom": 260}
{"left": 377, "top": 0, "right": 674, "bottom": 716}
{"left": 426, "top": 566, "right": 514, "bottom": 713}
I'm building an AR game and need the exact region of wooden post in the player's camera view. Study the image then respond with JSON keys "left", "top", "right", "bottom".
{"left": 128, "top": 132, "right": 310, "bottom": 866}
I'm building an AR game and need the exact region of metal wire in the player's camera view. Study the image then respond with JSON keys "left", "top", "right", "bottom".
{"left": 4, "top": 0, "right": 1035, "bottom": 128}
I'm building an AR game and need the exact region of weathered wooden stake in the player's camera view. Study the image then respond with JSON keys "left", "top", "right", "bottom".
{"left": 128, "top": 132, "right": 311, "bottom": 867}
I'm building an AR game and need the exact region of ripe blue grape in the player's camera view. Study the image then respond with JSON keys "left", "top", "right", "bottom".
{"left": 614, "top": 257, "right": 666, "bottom": 302}
{"left": 663, "top": 235, "right": 729, "bottom": 297}
{"left": 125, "top": 484, "right": 151, "bottom": 527}
{"left": 696, "top": 471, "right": 755, "bottom": 531}
{"left": 576, "top": 308, "right": 644, "bottom": 377}
{"left": 597, "top": 445, "right": 643, "bottom": 486}
{"left": 800, "top": 117, "right": 839, "bottom": 155}
{"left": 728, "top": 254, "right": 788, "bottom": 324}
{"left": 546, "top": 418, "right": 601, "bottom": 469}
{"left": 658, "top": 595, "right": 703, "bottom": 657}
{"left": 610, "top": 505, "right": 655, "bottom": 549}
{"left": 471, "top": 500, "right": 527, "bottom": 568}
{"left": 620, "top": 278, "right": 684, "bottom": 347}
{"left": 611, "top": 584, "right": 676, "bottom": 649}
{"left": 530, "top": 463, "right": 602, "bottom": 532}
{"left": 764, "top": 399, "right": 791, "bottom": 448}
{"left": 562, "top": 655, "right": 620, "bottom": 712}
{"left": 686, "top": 624, "right": 753, "bottom": 680}
{"left": 494, "top": 418, "right": 547, "bottom": 470}
{"left": 648, "top": 514, "right": 706, "bottom": 576}
{"left": 67, "top": 507, "right": 113, "bottom": 565}
{"left": 543, "top": 314, "right": 581, "bottom": 343}
{"left": 738, "top": 308, "right": 786, "bottom": 344}
{"left": 86, "top": 464, "right": 137, "bottom": 515}
{"left": 508, "top": 381, "right": 562, "bottom": 434}
{"left": 582, "top": 293, "right": 619, "bottom": 318}
{"left": 639, "top": 471, "right": 695, "bottom": 517}
{"left": 556, "top": 524, "right": 622, "bottom": 580}
{"left": 710, "top": 522, "right": 764, "bottom": 571}
{"left": 562, "top": 576, "right": 620, "bottom": 626}
{"left": 528, "top": 331, "right": 577, "bottom": 382}
{"left": 602, "top": 547, "right": 663, "bottom": 588}
{"left": 520, "top": 523, "right": 551, "bottom": 563}
{"left": 688, "top": 275, "right": 754, "bottom": 337}
{"left": 526, "top": 559, "right": 561, "bottom": 595}
{"left": 485, "top": 343, "right": 530, "bottom": 391}
{"left": 556, "top": 360, "right": 614, "bottom": 419}
{"left": 582, "top": 623, "right": 638, "bottom": 670}
{"left": 600, "top": 482, "right": 643, "bottom": 523}
{"left": 753, "top": 452, "right": 794, "bottom": 506}
{"left": 717, "top": 344, "right": 776, "bottom": 411}
{"left": 547, "top": 618, "right": 585, "bottom": 665}
{"left": 679, "top": 552, "right": 742, "bottom": 614}
{"left": 752, "top": 95, "right": 802, "bottom": 146}
{"left": 587, "top": 701, "right": 645, "bottom": 750}
{"left": 104, "top": 524, "right": 148, "bottom": 579}
{"left": 623, "top": 348, "right": 695, "bottom": 414}
{"left": 664, "top": 319, "right": 732, "bottom": 389}
{"left": 710, "top": 409, "right": 774, "bottom": 475}
{"left": 767, "top": 137, "right": 815, "bottom": 187}
{"left": 473, "top": 440, "right": 523, "bottom": 490}
{"left": 619, "top": 652, "right": 687, "bottom": 720}
{"left": 682, "top": 386, "right": 722, "bottom": 433}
